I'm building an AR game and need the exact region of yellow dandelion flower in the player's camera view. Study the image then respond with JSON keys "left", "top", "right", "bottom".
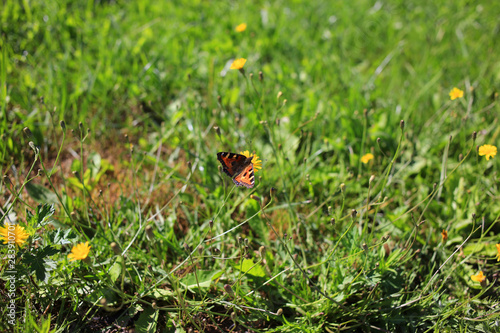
{"left": 449, "top": 87, "right": 464, "bottom": 100}
{"left": 240, "top": 150, "right": 262, "bottom": 172}
{"left": 235, "top": 23, "right": 247, "bottom": 32}
{"left": 478, "top": 144, "right": 497, "bottom": 161}
{"left": 68, "top": 241, "right": 91, "bottom": 261}
{"left": 0, "top": 223, "right": 29, "bottom": 248}
{"left": 361, "top": 153, "right": 374, "bottom": 164}
{"left": 230, "top": 58, "right": 247, "bottom": 70}
{"left": 496, "top": 244, "right": 500, "bottom": 262}
{"left": 441, "top": 230, "right": 448, "bottom": 243}
{"left": 471, "top": 271, "right": 486, "bottom": 283}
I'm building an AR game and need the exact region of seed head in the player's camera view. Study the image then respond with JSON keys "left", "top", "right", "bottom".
{"left": 110, "top": 242, "right": 121, "bottom": 255}
{"left": 145, "top": 225, "right": 154, "bottom": 240}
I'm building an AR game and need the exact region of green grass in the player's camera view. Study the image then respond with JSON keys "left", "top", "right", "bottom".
{"left": 1, "top": 0, "right": 500, "bottom": 331}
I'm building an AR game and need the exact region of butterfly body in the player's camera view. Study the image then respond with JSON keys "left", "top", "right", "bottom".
{"left": 217, "top": 152, "right": 255, "bottom": 188}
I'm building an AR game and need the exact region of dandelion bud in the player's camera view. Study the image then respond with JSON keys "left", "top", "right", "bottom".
{"left": 375, "top": 262, "right": 379, "bottom": 268}
{"left": 283, "top": 99, "right": 287, "bottom": 105}
{"left": 433, "top": 183, "right": 437, "bottom": 191}
{"left": 237, "top": 236, "right": 243, "bottom": 245}
{"left": 400, "top": 120, "right": 405, "bottom": 130}
{"left": 187, "top": 73, "right": 191, "bottom": 80}
{"left": 377, "top": 137, "right": 381, "bottom": 143}
{"left": 187, "top": 160, "right": 192, "bottom": 171}
{"left": 363, "top": 109, "right": 368, "bottom": 117}
{"left": 213, "top": 247, "right": 220, "bottom": 255}
{"left": 129, "top": 144, "right": 134, "bottom": 153}
{"left": 369, "top": 175, "right": 375, "bottom": 184}
{"left": 37, "top": 169, "right": 42, "bottom": 176}
{"left": 249, "top": 73, "right": 253, "bottom": 80}
{"left": 224, "top": 284, "right": 234, "bottom": 296}
{"left": 100, "top": 298, "right": 107, "bottom": 307}
{"left": 472, "top": 131, "right": 477, "bottom": 141}
{"left": 23, "top": 127, "right": 33, "bottom": 137}
{"left": 3, "top": 175, "right": 13, "bottom": 187}
{"left": 259, "top": 246, "right": 265, "bottom": 258}
{"left": 217, "top": 95, "right": 222, "bottom": 105}
{"left": 276, "top": 118, "right": 280, "bottom": 126}
{"left": 250, "top": 194, "right": 261, "bottom": 202}
{"left": 209, "top": 220, "right": 213, "bottom": 229}
{"left": 259, "top": 71, "right": 263, "bottom": 81}
{"left": 441, "top": 230, "right": 448, "bottom": 243}
{"left": 278, "top": 143, "right": 282, "bottom": 150}
{"left": 213, "top": 126, "right": 221, "bottom": 138}
{"left": 28, "top": 141, "right": 36, "bottom": 152}
{"left": 270, "top": 187, "right": 277, "bottom": 198}
{"left": 231, "top": 311, "right": 237, "bottom": 321}
{"left": 351, "top": 209, "right": 357, "bottom": 218}
{"left": 328, "top": 206, "right": 332, "bottom": 215}
{"left": 145, "top": 225, "right": 154, "bottom": 240}
{"left": 60, "top": 120, "right": 66, "bottom": 130}
{"left": 472, "top": 213, "right": 476, "bottom": 220}
{"left": 362, "top": 243, "right": 368, "bottom": 251}
{"left": 459, "top": 154, "right": 463, "bottom": 161}
{"left": 292, "top": 253, "right": 298, "bottom": 260}
{"left": 330, "top": 218, "right": 335, "bottom": 225}
{"left": 79, "top": 122, "right": 83, "bottom": 130}
{"left": 449, "top": 135, "right": 452, "bottom": 142}
{"left": 184, "top": 243, "right": 192, "bottom": 252}
{"left": 340, "top": 183, "right": 346, "bottom": 193}
{"left": 152, "top": 301, "right": 157, "bottom": 309}
{"left": 110, "top": 242, "right": 121, "bottom": 255}
{"left": 276, "top": 308, "right": 283, "bottom": 316}
{"left": 277, "top": 91, "right": 283, "bottom": 99}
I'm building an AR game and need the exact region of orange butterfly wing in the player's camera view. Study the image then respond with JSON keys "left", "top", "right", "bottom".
{"left": 217, "top": 152, "right": 255, "bottom": 188}
{"left": 217, "top": 152, "right": 247, "bottom": 177}
{"left": 233, "top": 164, "right": 254, "bottom": 188}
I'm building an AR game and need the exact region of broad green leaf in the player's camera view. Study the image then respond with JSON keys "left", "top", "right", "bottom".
{"left": 109, "top": 256, "right": 124, "bottom": 283}
{"left": 25, "top": 183, "right": 58, "bottom": 204}
{"left": 234, "top": 259, "right": 266, "bottom": 278}
{"left": 180, "top": 270, "right": 223, "bottom": 293}
{"left": 135, "top": 306, "right": 159, "bottom": 333}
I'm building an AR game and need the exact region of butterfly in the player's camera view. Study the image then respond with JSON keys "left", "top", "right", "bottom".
{"left": 217, "top": 152, "right": 255, "bottom": 188}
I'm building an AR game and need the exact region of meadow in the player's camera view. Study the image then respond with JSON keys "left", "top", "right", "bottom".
{"left": 1, "top": 0, "right": 500, "bottom": 331}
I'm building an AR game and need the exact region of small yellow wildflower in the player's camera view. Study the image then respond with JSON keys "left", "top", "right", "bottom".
{"left": 449, "top": 87, "right": 464, "bottom": 100}
{"left": 235, "top": 23, "right": 247, "bottom": 32}
{"left": 240, "top": 150, "right": 262, "bottom": 172}
{"left": 361, "top": 153, "right": 374, "bottom": 164}
{"left": 230, "top": 58, "right": 247, "bottom": 70}
{"left": 471, "top": 271, "right": 486, "bottom": 283}
{"left": 478, "top": 144, "right": 497, "bottom": 161}
{"left": 0, "top": 223, "right": 29, "bottom": 248}
{"left": 496, "top": 244, "right": 500, "bottom": 261}
{"left": 68, "top": 242, "right": 91, "bottom": 261}
{"left": 441, "top": 230, "right": 448, "bottom": 243}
